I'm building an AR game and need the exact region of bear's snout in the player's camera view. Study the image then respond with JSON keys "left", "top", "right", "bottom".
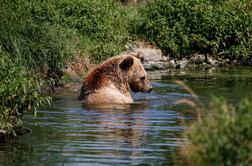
{"left": 146, "top": 85, "right": 152, "bottom": 93}
{"left": 147, "top": 87, "right": 152, "bottom": 93}
{"left": 142, "top": 83, "right": 152, "bottom": 93}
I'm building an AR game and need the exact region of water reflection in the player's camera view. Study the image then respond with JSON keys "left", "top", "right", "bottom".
{"left": 83, "top": 105, "right": 147, "bottom": 163}
{"left": 62, "top": 102, "right": 182, "bottom": 165}
{"left": 2, "top": 68, "right": 252, "bottom": 166}
{"left": 0, "top": 75, "right": 193, "bottom": 165}
{"left": 0, "top": 140, "right": 36, "bottom": 166}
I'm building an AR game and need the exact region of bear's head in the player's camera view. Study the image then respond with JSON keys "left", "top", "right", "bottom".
{"left": 119, "top": 55, "right": 152, "bottom": 93}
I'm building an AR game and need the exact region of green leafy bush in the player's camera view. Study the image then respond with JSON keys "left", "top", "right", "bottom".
{"left": 0, "top": 1, "right": 77, "bottom": 79}
{"left": 56, "top": 0, "right": 137, "bottom": 62}
{"left": 0, "top": 48, "right": 51, "bottom": 136}
{"left": 136, "top": 0, "right": 252, "bottom": 61}
{"left": 0, "top": 0, "right": 137, "bottom": 137}
{"left": 1, "top": 0, "right": 137, "bottom": 65}
{"left": 180, "top": 97, "right": 252, "bottom": 165}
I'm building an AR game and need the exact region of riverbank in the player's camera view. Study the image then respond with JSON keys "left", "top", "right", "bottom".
{"left": 123, "top": 40, "right": 243, "bottom": 70}
{"left": 1, "top": 0, "right": 252, "bottom": 141}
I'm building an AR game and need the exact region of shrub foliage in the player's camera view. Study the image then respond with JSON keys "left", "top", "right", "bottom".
{"left": 180, "top": 97, "right": 252, "bottom": 165}
{"left": 1, "top": 0, "right": 252, "bottom": 139}
{"left": 0, "top": 48, "right": 50, "bottom": 136}
{"left": 0, "top": 0, "right": 137, "bottom": 136}
{"left": 136, "top": 0, "right": 252, "bottom": 61}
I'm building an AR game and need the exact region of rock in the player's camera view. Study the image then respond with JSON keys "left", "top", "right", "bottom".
{"left": 152, "top": 61, "right": 168, "bottom": 69}
{"left": 178, "top": 59, "right": 189, "bottom": 69}
{"left": 206, "top": 56, "right": 218, "bottom": 67}
{"left": 169, "top": 59, "right": 177, "bottom": 68}
{"left": 162, "top": 55, "right": 170, "bottom": 61}
{"left": 225, "top": 59, "right": 230, "bottom": 63}
{"left": 134, "top": 48, "right": 168, "bottom": 70}
{"left": 207, "top": 56, "right": 213, "bottom": 63}
{"left": 134, "top": 48, "right": 163, "bottom": 62}
{"left": 143, "top": 61, "right": 168, "bottom": 70}
{"left": 147, "top": 70, "right": 168, "bottom": 80}
{"left": 128, "top": 45, "right": 237, "bottom": 69}
{"left": 209, "top": 59, "right": 220, "bottom": 67}
{"left": 232, "top": 60, "right": 239, "bottom": 65}
{"left": 190, "top": 53, "right": 206, "bottom": 64}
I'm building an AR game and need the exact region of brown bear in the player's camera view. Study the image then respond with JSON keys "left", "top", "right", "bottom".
{"left": 77, "top": 53, "right": 152, "bottom": 103}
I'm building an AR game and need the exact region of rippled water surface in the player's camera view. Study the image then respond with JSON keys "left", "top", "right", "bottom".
{"left": 1, "top": 67, "right": 252, "bottom": 166}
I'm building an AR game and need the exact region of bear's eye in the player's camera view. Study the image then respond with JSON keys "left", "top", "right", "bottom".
{"left": 140, "top": 76, "right": 145, "bottom": 80}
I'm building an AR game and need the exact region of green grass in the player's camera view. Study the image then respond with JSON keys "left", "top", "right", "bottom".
{"left": 1, "top": 0, "right": 138, "bottom": 71}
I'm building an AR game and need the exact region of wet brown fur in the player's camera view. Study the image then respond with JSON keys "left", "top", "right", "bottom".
{"left": 78, "top": 53, "right": 151, "bottom": 103}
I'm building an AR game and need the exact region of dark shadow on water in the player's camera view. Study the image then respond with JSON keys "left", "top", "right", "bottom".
{"left": 0, "top": 135, "right": 50, "bottom": 166}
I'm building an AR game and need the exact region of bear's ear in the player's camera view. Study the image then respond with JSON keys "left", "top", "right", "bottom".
{"left": 131, "top": 52, "right": 144, "bottom": 63}
{"left": 119, "top": 56, "right": 134, "bottom": 71}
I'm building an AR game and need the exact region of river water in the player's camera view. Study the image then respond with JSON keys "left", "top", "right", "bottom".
{"left": 1, "top": 67, "right": 252, "bottom": 166}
